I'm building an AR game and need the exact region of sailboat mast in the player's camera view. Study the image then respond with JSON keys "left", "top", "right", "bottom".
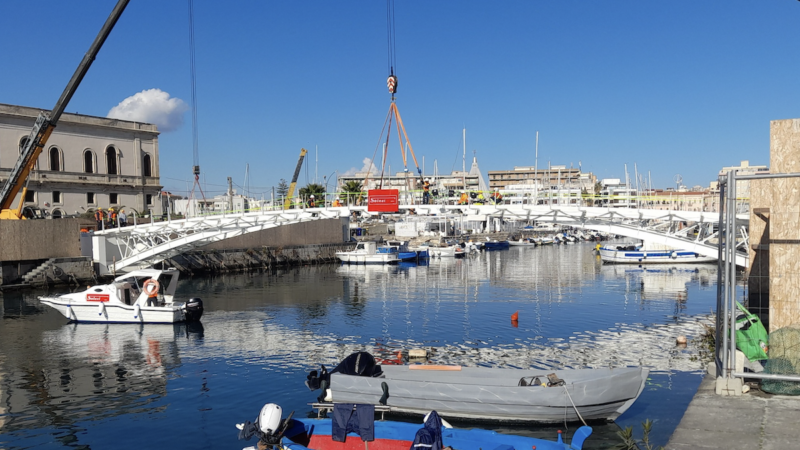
{"left": 462, "top": 128, "right": 466, "bottom": 173}
{"left": 535, "top": 131, "right": 539, "bottom": 201}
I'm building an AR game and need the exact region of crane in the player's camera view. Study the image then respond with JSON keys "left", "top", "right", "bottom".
{"left": 0, "top": 0, "right": 130, "bottom": 220}
{"left": 283, "top": 148, "right": 308, "bottom": 210}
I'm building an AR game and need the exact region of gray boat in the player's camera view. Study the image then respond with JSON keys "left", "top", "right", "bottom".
{"left": 306, "top": 353, "right": 649, "bottom": 423}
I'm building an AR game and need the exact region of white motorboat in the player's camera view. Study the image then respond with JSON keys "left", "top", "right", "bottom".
{"left": 336, "top": 242, "right": 399, "bottom": 264}
{"left": 414, "top": 244, "right": 465, "bottom": 258}
{"left": 597, "top": 244, "right": 716, "bottom": 264}
{"left": 39, "top": 268, "right": 204, "bottom": 324}
{"left": 509, "top": 238, "right": 537, "bottom": 247}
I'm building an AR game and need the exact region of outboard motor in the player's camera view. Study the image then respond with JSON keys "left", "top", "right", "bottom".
{"left": 184, "top": 298, "right": 204, "bottom": 322}
{"left": 237, "top": 403, "right": 295, "bottom": 449}
{"left": 306, "top": 352, "right": 383, "bottom": 401}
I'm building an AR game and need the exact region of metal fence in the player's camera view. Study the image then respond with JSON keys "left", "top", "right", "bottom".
{"left": 716, "top": 170, "right": 800, "bottom": 386}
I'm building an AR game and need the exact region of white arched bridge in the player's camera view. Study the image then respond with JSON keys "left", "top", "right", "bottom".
{"left": 93, "top": 204, "right": 749, "bottom": 274}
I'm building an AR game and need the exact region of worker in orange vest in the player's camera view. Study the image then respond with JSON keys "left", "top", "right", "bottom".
{"left": 94, "top": 208, "right": 105, "bottom": 230}
{"left": 458, "top": 192, "right": 469, "bottom": 205}
{"left": 108, "top": 208, "right": 118, "bottom": 228}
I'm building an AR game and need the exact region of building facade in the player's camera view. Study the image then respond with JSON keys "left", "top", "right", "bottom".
{"left": 0, "top": 103, "right": 163, "bottom": 220}
{"left": 488, "top": 165, "right": 596, "bottom": 192}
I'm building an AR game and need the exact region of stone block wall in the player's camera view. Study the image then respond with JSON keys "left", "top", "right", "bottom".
{"left": 0, "top": 219, "right": 85, "bottom": 261}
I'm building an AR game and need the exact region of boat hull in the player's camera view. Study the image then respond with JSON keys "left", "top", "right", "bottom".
{"left": 39, "top": 297, "right": 185, "bottom": 324}
{"left": 280, "top": 417, "right": 586, "bottom": 450}
{"left": 336, "top": 253, "right": 399, "bottom": 264}
{"left": 329, "top": 365, "right": 648, "bottom": 423}
{"left": 598, "top": 247, "right": 716, "bottom": 264}
{"left": 483, "top": 241, "right": 510, "bottom": 250}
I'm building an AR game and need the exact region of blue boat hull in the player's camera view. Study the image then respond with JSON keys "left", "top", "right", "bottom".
{"left": 280, "top": 417, "right": 590, "bottom": 450}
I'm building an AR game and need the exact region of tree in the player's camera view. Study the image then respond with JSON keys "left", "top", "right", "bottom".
{"left": 342, "top": 180, "right": 364, "bottom": 205}
{"left": 276, "top": 179, "right": 289, "bottom": 198}
{"left": 299, "top": 183, "right": 326, "bottom": 205}
{"left": 593, "top": 182, "right": 603, "bottom": 206}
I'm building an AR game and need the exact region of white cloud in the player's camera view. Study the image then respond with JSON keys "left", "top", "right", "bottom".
{"left": 341, "top": 157, "right": 379, "bottom": 176}
{"left": 107, "top": 89, "right": 189, "bottom": 132}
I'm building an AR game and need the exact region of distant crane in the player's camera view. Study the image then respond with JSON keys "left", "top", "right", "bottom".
{"left": 283, "top": 148, "right": 308, "bottom": 210}
{"left": 0, "top": 0, "right": 130, "bottom": 219}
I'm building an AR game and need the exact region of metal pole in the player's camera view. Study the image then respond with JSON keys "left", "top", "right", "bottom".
{"left": 715, "top": 176, "right": 727, "bottom": 378}
{"left": 728, "top": 170, "right": 738, "bottom": 378}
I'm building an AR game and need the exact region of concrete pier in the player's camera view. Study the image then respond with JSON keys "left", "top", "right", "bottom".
{"left": 667, "top": 371, "right": 800, "bottom": 449}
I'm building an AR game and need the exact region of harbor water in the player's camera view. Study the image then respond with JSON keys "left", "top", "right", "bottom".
{"left": 0, "top": 242, "right": 729, "bottom": 449}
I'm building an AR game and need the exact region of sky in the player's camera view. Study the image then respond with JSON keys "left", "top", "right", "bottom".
{"left": 2, "top": 1, "right": 799, "bottom": 199}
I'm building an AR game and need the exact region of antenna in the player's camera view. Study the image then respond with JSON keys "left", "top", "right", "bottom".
{"left": 673, "top": 173, "right": 683, "bottom": 190}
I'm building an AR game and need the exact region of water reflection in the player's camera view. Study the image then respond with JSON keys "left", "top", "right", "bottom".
{"left": 0, "top": 244, "right": 728, "bottom": 449}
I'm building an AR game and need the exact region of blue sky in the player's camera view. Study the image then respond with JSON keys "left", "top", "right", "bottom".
{"left": 2, "top": 1, "right": 798, "bottom": 198}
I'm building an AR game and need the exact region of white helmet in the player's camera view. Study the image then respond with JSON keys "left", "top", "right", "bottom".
{"left": 310, "top": 195, "right": 314, "bottom": 198}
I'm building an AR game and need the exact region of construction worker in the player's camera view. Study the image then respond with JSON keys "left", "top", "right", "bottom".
{"left": 107, "top": 208, "right": 117, "bottom": 228}
{"left": 332, "top": 198, "right": 342, "bottom": 207}
{"left": 118, "top": 209, "right": 127, "bottom": 227}
{"left": 491, "top": 189, "right": 503, "bottom": 205}
{"left": 422, "top": 180, "right": 431, "bottom": 205}
{"left": 308, "top": 195, "right": 316, "bottom": 208}
{"left": 94, "top": 208, "right": 105, "bottom": 230}
{"left": 459, "top": 191, "right": 469, "bottom": 205}
{"left": 476, "top": 192, "right": 485, "bottom": 205}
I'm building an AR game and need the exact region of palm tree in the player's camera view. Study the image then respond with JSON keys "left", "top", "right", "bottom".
{"left": 299, "top": 183, "right": 326, "bottom": 206}
{"left": 342, "top": 180, "right": 364, "bottom": 205}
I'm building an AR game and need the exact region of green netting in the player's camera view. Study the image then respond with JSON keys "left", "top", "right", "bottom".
{"left": 761, "top": 325, "right": 800, "bottom": 395}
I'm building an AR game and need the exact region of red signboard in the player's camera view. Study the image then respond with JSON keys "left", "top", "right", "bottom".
{"left": 368, "top": 189, "right": 399, "bottom": 212}
{"left": 86, "top": 293, "right": 110, "bottom": 302}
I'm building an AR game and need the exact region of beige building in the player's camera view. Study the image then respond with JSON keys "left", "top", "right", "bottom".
{"left": 488, "top": 165, "right": 596, "bottom": 191}
{"left": 0, "top": 103, "right": 163, "bottom": 220}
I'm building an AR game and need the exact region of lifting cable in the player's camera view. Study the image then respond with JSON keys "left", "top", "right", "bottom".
{"left": 187, "top": 0, "right": 207, "bottom": 209}
{"left": 386, "top": 0, "right": 397, "bottom": 82}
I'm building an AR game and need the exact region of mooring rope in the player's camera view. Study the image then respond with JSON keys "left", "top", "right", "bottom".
{"left": 563, "top": 384, "right": 588, "bottom": 426}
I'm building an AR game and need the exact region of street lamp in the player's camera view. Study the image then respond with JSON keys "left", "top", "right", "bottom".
{"left": 323, "top": 171, "right": 337, "bottom": 206}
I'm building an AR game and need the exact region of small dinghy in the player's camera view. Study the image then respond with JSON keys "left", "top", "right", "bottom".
{"left": 39, "top": 268, "right": 203, "bottom": 324}
{"left": 236, "top": 403, "right": 592, "bottom": 450}
{"left": 305, "top": 352, "right": 648, "bottom": 423}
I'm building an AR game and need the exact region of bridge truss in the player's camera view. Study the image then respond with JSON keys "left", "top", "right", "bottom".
{"left": 93, "top": 204, "right": 749, "bottom": 274}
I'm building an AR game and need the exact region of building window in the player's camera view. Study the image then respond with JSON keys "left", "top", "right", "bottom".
{"left": 87, "top": 192, "right": 95, "bottom": 204}
{"left": 84, "top": 150, "right": 95, "bottom": 173}
{"left": 110, "top": 193, "right": 118, "bottom": 204}
{"left": 143, "top": 154, "right": 152, "bottom": 177}
{"left": 19, "top": 137, "right": 29, "bottom": 153}
{"left": 106, "top": 146, "right": 118, "bottom": 175}
{"left": 53, "top": 191, "right": 62, "bottom": 204}
{"left": 49, "top": 147, "right": 61, "bottom": 171}
{"left": 146, "top": 194, "right": 153, "bottom": 205}
{"left": 24, "top": 190, "right": 35, "bottom": 203}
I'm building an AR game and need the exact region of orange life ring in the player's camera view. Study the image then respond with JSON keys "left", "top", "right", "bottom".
{"left": 143, "top": 279, "right": 160, "bottom": 297}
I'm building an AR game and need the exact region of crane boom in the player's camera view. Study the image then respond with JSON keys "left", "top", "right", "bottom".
{"left": 283, "top": 148, "right": 308, "bottom": 210}
{"left": 0, "top": 0, "right": 130, "bottom": 217}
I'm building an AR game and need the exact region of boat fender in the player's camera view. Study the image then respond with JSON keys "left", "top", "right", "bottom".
{"left": 671, "top": 251, "right": 678, "bottom": 259}
{"left": 423, "top": 411, "right": 453, "bottom": 429}
{"left": 67, "top": 304, "right": 77, "bottom": 321}
{"left": 98, "top": 302, "right": 105, "bottom": 317}
{"left": 134, "top": 304, "right": 141, "bottom": 321}
{"left": 379, "top": 381, "right": 389, "bottom": 405}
